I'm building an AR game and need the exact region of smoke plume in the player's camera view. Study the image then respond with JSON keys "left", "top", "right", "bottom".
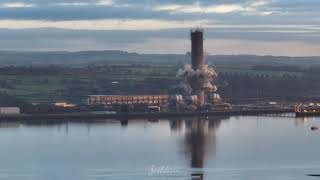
{"left": 177, "top": 64, "right": 218, "bottom": 94}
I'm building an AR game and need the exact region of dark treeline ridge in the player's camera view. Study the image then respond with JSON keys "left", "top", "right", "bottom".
{"left": 251, "top": 65, "right": 320, "bottom": 74}
{"left": 0, "top": 62, "right": 320, "bottom": 106}
{"left": 0, "top": 64, "right": 176, "bottom": 76}
{"left": 218, "top": 73, "right": 320, "bottom": 103}
{"left": 0, "top": 65, "right": 63, "bottom": 75}
{"left": 251, "top": 65, "right": 304, "bottom": 72}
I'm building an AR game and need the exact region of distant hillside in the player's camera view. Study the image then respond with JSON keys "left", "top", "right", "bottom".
{"left": 0, "top": 50, "right": 184, "bottom": 66}
{"left": 0, "top": 50, "right": 319, "bottom": 67}
{"left": 208, "top": 55, "right": 320, "bottom": 68}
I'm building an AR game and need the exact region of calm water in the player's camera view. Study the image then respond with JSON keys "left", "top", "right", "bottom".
{"left": 0, "top": 116, "right": 319, "bottom": 180}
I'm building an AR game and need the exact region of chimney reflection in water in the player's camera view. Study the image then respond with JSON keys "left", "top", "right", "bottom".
{"left": 170, "top": 116, "right": 225, "bottom": 180}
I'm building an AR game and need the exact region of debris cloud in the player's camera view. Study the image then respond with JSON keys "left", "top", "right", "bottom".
{"left": 177, "top": 64, "right": 218, "bottom": 94}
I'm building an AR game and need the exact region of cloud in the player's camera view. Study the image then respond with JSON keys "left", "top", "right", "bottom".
{"left": 57, "top": 0, "right": 113, "bottom": 6}
{"left": 97, "top": 0, "right": 113, "bottom": 6}
{"left": 153, "top": 0, "right": 275, "bottom": 15}
{"left": 0, "top": 2, "right": 34, "bottom": 8}
{"left": 0, "top": 0, "right": 319, "bottom": 56}
{"left": 56, "top": 2, "right": 91, "bottom": 6}
{"left": 0, "top": 4, "right": 179, "bottom": 21}
{"left": 153, "top": 3, "right": 245, "bottom": 14}
{"left": 0, "top": 19, "right": 211, "bottom": 30}
{"left": 0, "top": 0, "right": 317, "bottom": 24}
{"left": 250, "top": 0, "right": 270, "bottom": 7}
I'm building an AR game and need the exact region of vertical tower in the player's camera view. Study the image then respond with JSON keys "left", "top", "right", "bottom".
{"left": 191, "top": 29, "right": 205, "bottom": 105}
{"left": 191, "top": 29, "right": 204, "bottom": 71}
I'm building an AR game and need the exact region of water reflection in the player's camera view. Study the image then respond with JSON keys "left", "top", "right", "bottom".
{"left": 184, "top": 117, "right": 224, "bottom": 167}
{"left": 170, "top": 119, "right": 183, "bottom": 132}
{"left": 0, "top": 121, "right": 20, "bottom": 128}
{"left": 295, "top": 117, "right": 308, "bottom": 126}
{"left": 1, "top": 116, "right": 320, "bottom": 180}
{"left": 0, "top": 116, "right": 230, "bottom": 179}
{"left": 294, "top": 117, "right": 317, "bottom": 126}
{"left": 120, "top": 119, "right": 128, "bottom": 127}
{"left": 181, "top": 116, "right": 228, "bottom": 179}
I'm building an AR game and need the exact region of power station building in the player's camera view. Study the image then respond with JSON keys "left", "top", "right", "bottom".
{"left": 87, "top": 95, "right": 169, "bottom": 106}
{"left": 86, "top": 29, "right": 223, "bottom": 111}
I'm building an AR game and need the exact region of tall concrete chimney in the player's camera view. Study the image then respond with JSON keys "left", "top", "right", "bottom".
{"left": 191, "top": 29, "right": 204, "bottom": 71}
{"left": 191, "top": 29, "right": 205, "bottom": 105}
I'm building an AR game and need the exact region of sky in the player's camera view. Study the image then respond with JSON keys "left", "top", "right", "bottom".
{"left": 0, "top": 0, "right": 320, "bottom": 56}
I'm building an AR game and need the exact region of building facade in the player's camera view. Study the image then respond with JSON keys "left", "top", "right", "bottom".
{"left": 87, "top": 95, "right": 169, "bottom": 106}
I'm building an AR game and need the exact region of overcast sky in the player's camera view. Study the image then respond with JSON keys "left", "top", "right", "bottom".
{"left": 1, "top": 0, "right": 320, "bottom": 56}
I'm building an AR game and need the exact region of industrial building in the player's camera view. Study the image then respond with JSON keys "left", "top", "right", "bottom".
{"left": 87, "top": 95, "right": 169, "bottom": 106}
{"left": 86, "top": 29, "right": 227, "bottom": 112}
{"left": 0, "top": 107, "right": 20, "bottom": 115}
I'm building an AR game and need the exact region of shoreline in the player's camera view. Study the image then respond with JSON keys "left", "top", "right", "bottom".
{"left": 0, "top": 108, "right": 294, "bottom": 121}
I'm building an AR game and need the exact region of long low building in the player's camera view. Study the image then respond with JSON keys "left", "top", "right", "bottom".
{"left": 87, "top": 95, "right": 169, "bottom": 106}
{"left": 0, "top": 107, "right": 20, "bottom": 115}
